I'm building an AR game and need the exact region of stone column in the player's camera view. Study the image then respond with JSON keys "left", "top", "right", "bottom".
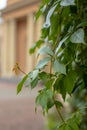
{"left": 2, "top": 19, "right": 16, "bottom": 77}
{"left": 1, "top": 21, "right": 9, "bottom": 77}
{"left": 8, "top": 19, "right": 16, "bottom": 77}
{"left": 26, "top": 14, "right": 35, "bottom": 72}
{"left": 0, "top": 23, "right": 3, "bottom": 76}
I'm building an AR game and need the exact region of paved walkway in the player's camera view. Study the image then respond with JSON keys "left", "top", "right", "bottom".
{"left": 0, "top": 80, "right": 45, "bottom": 130}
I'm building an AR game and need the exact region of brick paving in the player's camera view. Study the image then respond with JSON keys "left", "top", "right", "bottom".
{"left": 0, "top": 80, "right": 45, "bottom": 130}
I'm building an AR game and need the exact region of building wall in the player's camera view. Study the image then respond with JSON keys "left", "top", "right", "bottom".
{"left": 16, "top": 17, "right": 27, "bottom": 73}
{"left": 2, "top": 3, "right": 39, "bottom": 20}
{"left": 7, "top": 0, "right": 22, "bottom": 6}
{"left": 1, "top": 0, "right": 43, "bottom": 77}
{"left": 1, "top": 19, "right": 16, "bottom": 77}
{"left": 0, "top": 23, "right": 4, "bottom": 76}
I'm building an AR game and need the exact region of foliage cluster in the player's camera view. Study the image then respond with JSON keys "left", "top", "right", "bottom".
{"left": 17, "top": 0, "right": 87, "bottom": 129}
{"left": 70, "top": 88, "right": 87, "bottom": 130}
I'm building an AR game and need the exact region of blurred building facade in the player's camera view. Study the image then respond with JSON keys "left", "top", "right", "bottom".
{"left": 0, "top": 0, "right": 43, "bottom": 77}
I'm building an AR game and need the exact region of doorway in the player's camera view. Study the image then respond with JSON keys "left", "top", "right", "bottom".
{"left": 16, "top": 17, "right": 27, "bottom": 74}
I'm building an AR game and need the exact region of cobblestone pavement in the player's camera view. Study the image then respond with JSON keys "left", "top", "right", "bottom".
{"left": 0, "top": 80, "right": 45, "bottom": 130}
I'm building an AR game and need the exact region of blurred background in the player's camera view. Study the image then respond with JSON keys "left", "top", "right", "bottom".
{"left": 0, "top": 0, "right": 45, "bottom": 130}
{"left": 0, "top": 0, "right": 43, "bottom": 77}
{"left": 0, "top": 1, "right": 87, "bottom": 130}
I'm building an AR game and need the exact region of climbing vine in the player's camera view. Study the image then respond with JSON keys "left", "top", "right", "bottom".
{"left": 16, "top": 0, "right": 87, "bottom": 129}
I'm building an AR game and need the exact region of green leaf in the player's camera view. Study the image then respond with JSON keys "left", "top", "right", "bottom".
{"left": 43, "top": 4, "right": 57, "bottom": 28}
{"left": 55, "top": 100, "right": 63, "bottom": 108}
{"left": 45, "top": 79, "right": 54, "bottom": 88}
{"left": 35, "top": 4, "right": 46, "bottom": 20}
{"left": 36, "top": 57, "right": 51, "bottom": 69}
{"left": 37, "top": 45, "right": 54, "bottom": 56}
{"left": 57, "top": 124, "right": 67, "bottom": 130}
{"left": 65, "top": 112, "right": 81, "bottom": 130}
{"left": 60, "top": 85, "right": 67, "bottom": 101}
{"left": 48, "top": 89, "right": 53, "bottom": 97}
{"left": 36, "top": 89, "right": 53, "bottom": 110}
{"left": 47, "top": 99, "right": 54, "bottom": 109}
{"left": 69, "top": 123, "right": 79, "bottom": 130}
{"left": 53, "top": 74, "right": 68, "bottom": 100}
{"left": 77, "top": 21, "right": 87, "bottom": 28}
{"left": 50, "top": 12, "right": 60, "bottom": 36}
{"left": 53, "top": 74, "right": 64, "bottom": 91}
{"left": 17, "top": 75, "right": 28, "bottom": 94}
{"left": 67, "top": 118, "right": 79, "bottom": 130}
{"left": 35, "top": 9, "right": 42, "bottom": 21}
{"left": 39, "top": 72, "right": 50, "bottom": 83}
{"left": 29, "top": 70, "right": 39, "bottom": 89}
{"left": 58, "top": 113, "right": 80, "bottom": 130}
{"left": 44, "top": 0, "right": 50, "bottom": 4}
{"left": 32, "top": 70, "right": 39, "bottom": 80}
{"left": 55, "top": 35, "right": 70, "bottom": 54}
{"left": 70, "top": 28, "right": 85, "bottom": 44}
{"left": 36, "top": 93, "right": 47, "bottom": 110}
{"left": 29, "top": 40, "right": 43, "bottom": 54}
{"left": 64, "top": 71, "right": 77, "bottom": 93}
{"left": 53, "top": 60, "right": 66, "bottom": 74}
{"left": 64, "top": 125, "right": 72, "bottom": 130}
{"left": 60, "top": 0, "right": 75, "bottom": 6}
{"left": 71, "top": 111, "right": 82, "bottom": 125}
{"left": 31, "top": 78, "right": 38, "bottom": 89}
